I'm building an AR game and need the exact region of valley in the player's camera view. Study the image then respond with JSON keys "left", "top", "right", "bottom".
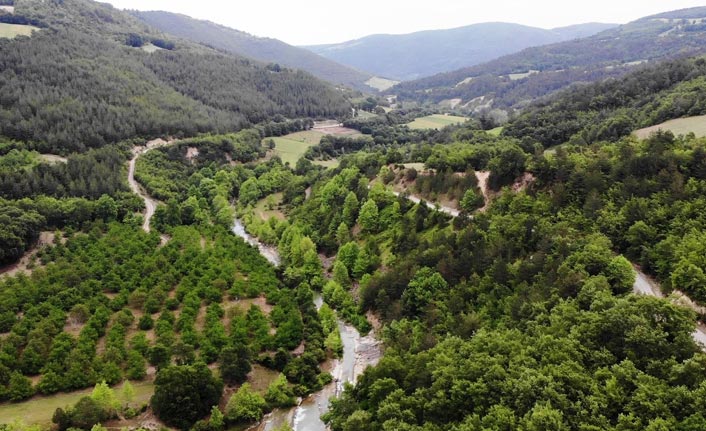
{"left": 4, "top": 1, "right": 706, "bottom": 431}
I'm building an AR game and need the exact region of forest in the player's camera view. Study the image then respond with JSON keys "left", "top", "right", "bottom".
{"left": 5, "top": 0, "right": 706, "bottom": 430}
{"left": 0, "top": 0, "right": 350, "bottom": 154}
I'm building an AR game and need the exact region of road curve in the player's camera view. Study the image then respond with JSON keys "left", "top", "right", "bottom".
{"left": 128, "top": 139, "right": 174, "bottom": 232}
{"left": 632, "top": 267, "right": 706, "bottom": 350}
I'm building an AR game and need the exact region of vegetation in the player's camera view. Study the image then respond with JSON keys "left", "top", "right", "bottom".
{"left": 132, "top": 11, "right": 374, "bottom": 91}
{"left": 0, "top": 0, "right": 350, "bottom": 154}
{"left": 407, "top": 115, "right": 468, "bottom": 130}
{"left": 392, "top": 7, "right": 706, "bottom": 115}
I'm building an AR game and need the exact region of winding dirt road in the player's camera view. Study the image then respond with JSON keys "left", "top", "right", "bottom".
{"left": 128, "top": 139, "right": 174, "bottom": 233}
{"left": 632, "top": 268, "right": 706, "bottom": 348}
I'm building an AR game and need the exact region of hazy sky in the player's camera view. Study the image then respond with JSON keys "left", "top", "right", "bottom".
{"left": 105, "top": 0, "right": 706, "bottom": 45}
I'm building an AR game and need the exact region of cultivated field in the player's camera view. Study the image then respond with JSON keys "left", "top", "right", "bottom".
{"left": 265, "top": 127, "right": 359, "bottom": 166}
{"left": 265, "top": 131, "right": 325, "bottom": 165}
{"left": 0, "top": 23, "right": 39, "bottom": 38}
{"left": 407, "top": 114, "right": 468, "bottom": 130}
{"left": 635, "top": 115, "right": 706, "bottom": 139}
{"left": 0, "top": 380, "right": 154, "bottom": 426}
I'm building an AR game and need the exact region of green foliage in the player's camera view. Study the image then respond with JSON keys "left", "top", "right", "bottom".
{"left": 151, "top": 363, "right": 223, "bottom": 429}
{"left": 218, "top": 344, "right": 251, "bottom": 385}
{"left": 225, "top": 383, "right": 266, "bottom": 424}
{"left": 264, "top": 374, "right": 296, "bottom": 408}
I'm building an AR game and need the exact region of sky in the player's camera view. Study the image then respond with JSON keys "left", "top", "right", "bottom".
{"left": 105, "top": 0, "right": 706, "bottom": 46}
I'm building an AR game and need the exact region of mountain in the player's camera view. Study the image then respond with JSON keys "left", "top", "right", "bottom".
{"left": 303, "top": 22, "right": 616, "bottom": 81}
{"left": 131, "top": 10, "right": 375, "bottom": 92}
{"left": 392, "top": 7, "right": 706, "bottom": 113}
{"left": 0, "top": 0, "right": 351, "bottom": 154}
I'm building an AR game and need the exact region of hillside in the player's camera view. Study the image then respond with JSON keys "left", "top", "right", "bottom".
{"left": 132, "top": 11, "right": 375, "bottom": 92}
{"left": 0, "top": 0, "right": 351, "bottom": 154}
{"left": 304, "top": 22, "right": 615, "bottom": 81}
{"left": 393, "top": 7, "right": 706, "bottom": 112}
{"left": 503, "top": 56, "right": 706, "bottom": 147}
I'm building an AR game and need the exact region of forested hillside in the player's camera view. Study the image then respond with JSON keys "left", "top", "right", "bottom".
{"left": 392, "top": 7, "right": 706, "bottom": 112}
{"left": 504, "top": 57, "right": 706, "bottom": 147}
{"left": 0, "top": 0, "right": 350, "bottom": 154}
{"left": 304, "top": 22, "right": 615, "bottom": 81}
{"left": 132, "top": 11, "right": 374, "bottom": 92}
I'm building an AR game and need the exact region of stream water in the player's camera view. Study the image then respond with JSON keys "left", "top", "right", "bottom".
{"left": 231, "top": 219, "right": 381, "bottom": 431}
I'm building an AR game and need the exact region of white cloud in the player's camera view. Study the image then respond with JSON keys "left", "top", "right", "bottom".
{"left": 106, "top": 0, "right": 706, "bottom": 45}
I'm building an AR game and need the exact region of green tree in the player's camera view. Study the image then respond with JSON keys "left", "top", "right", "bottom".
{"left": 219, "top": 344, "right": 251, "bottom": 385}
{"left": 402, "top": 267, "right": 448, "bottom": 315}
{"left": 151, "top": 363, "right": 224, "bottom": 429}
{"left": 7, "top": 372, "right": 34, "bottom": 401}
{"left": 225, "top": 383, "right": 267, "bottom": 423}
{"left": 357, "top": 199, "right": 379, "bottom": 234}
{"left": 264, "top": 374, "right": 296, "bottom": 408}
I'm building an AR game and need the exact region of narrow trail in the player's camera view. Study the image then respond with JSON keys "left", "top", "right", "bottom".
{"left": 388, "top": 178, "right": 706, "bottom": 350}
{"left": 128, "top": 139, "right": 175, "bottom": 233}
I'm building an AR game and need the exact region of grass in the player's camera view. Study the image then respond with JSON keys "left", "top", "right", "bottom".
{"left": 507, "top": 70, "right": 538, "bottom": 81}
{"left": 407, "top": 114, "right": 468, "bottom": 130}
{"left": 140, "top": 43, "right": 164, "bottom": 53}
{"left": 264, "top": 130, "right": 324, "bottom": 166}
{"left": 365, "top": 77, "right": 400, "bottom": 92}
{"left": 0, "top": 23, "right": 39, "bottom": 38}
{"left": 254, "top": 193, "right": 285, "bottom": 221}
{"left": 313, "top": 159, "right": 340, "bottom": 169}
{"left": 0, "top": 380, "right": 154, "bottom": 426}
{"left": 487, "top": 127, "right": 504, "bottom": 136}
{"left": 634, "top": 115, "right": 706, "bottom": 139}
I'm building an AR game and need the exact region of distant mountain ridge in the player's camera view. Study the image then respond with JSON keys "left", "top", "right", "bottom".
{"left": 391, "top": 6, "right": 706, "bottom": 113}
{"left": 132, "top": 10, "right": 374, "bottom": 91}
{"left": 303, "top": 22, "right": 617, "bottom": 81}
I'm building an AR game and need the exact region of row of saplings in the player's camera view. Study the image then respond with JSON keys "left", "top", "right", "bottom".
{"left": 52, "top": 361, "right": 301, "bottom": 431}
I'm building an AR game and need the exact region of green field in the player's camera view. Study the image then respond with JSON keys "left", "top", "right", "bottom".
{"left": 487, "top": 127, "right": 504, "bottom": 136}
{"left": 265, "top": 130, "right": 325, "bottom": 165}
{"left": 635, "top": 115, "right": 706, "bottom": 139}
{"left": 313, "top": 159, "right": 340, "bottom": 169}
{"left": 365, "top": 76, "right": 400, "bottom": 92}
{"left": 0, "top": 24, "right": 40, "bottom": 39}
{"left": 407, "top": 114, "right": 468, "bottom": 130}
{"left": 0, "top": 380, "right": 154, "bottom": 426}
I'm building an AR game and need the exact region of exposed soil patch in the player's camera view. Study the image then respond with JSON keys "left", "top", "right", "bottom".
{"left": 0, "top": 231, "right": 55, "bottom": 278}
{"left": 475, "top": 171, "right": 491, "bottom": 212}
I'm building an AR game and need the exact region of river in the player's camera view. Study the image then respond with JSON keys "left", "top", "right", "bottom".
{"left": 231, "top": 219, "right": 381, "bottom": 431}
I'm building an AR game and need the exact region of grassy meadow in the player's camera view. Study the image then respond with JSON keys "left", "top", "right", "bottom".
{"left": 0, "top": 24, "right": 39, "bottom": 38}
{"left": 407, "top": 114, "right": 468, "bottom": 130}
{"left": 635, "top": 115, "right": 706, "bottom": 139}
{"left": 0, "top": 380, "right": 154, "bottom": 426}
{"left": 265, "top": 130, "right": 325, "bottom": 165}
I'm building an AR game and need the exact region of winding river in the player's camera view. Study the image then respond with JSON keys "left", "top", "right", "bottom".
{"left": 231, "top": 220, "right": 381, "bottom": 431}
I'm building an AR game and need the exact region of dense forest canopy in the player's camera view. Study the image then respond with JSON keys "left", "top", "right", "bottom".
{"left": 0, "top": 0, "right": 350, "bottom": 154}
{"left": 5, "top": 1, "right": 706, "bottom": 431}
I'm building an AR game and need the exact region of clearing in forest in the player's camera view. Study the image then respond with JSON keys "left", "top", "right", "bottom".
{"left": 0, "top": 23, "right": 39, "bottom": 38}
{"left": 0, "top": 381, "right": 154, "bottom": 426}
{"left": 407, "top": 114, "right": 468, "bottom": 130}
{"left": 365, "top": 76, "right": 400, "bottom": 92}
{"left": 635, "top": 115, "right": 706, "bottom": 139}
{"left": 265, "top": 131, "right": 324, "bottom": 166}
